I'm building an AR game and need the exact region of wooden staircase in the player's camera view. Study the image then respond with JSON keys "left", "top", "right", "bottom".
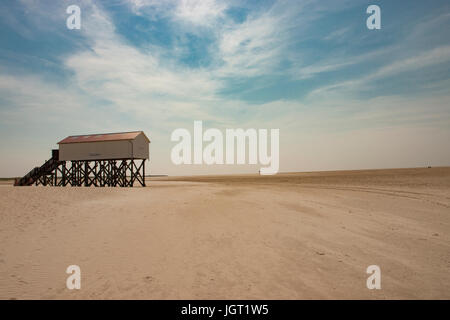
{"left": 14, "top": 150, "right": 61, "bottom": 186}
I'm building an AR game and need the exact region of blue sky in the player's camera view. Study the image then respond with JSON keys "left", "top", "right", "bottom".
{"left": 0, "top": 0, "right": 449, "bottom": 176}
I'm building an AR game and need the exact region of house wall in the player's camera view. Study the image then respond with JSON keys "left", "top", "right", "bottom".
{"left": 59, "top": 140, "right": 131, "bottom": 161}
{"left": 132, "top": 133, "right": 150, "bottom": 159}
{"left": 59, "top": 134, "right": 149, "bottom": 161}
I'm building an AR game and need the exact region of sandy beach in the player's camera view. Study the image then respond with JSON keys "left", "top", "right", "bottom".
{"left": 0, "top": 167, "right": 449, "bottom": 299}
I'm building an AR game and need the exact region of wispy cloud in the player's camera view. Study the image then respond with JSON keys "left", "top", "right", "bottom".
{"left": 309, "top": 45, "right": 450, "bottom": 98}
{"left": 175, "top": 0, "right": 227, "bottom": 26}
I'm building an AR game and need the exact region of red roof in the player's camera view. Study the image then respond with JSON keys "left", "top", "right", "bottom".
{"left": 58, "top": 131, "right": 150, "bottom": 144}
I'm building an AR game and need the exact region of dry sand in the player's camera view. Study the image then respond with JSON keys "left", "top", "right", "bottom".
{"left": 0, "top": 167, "right": 449, "bottom": 299}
